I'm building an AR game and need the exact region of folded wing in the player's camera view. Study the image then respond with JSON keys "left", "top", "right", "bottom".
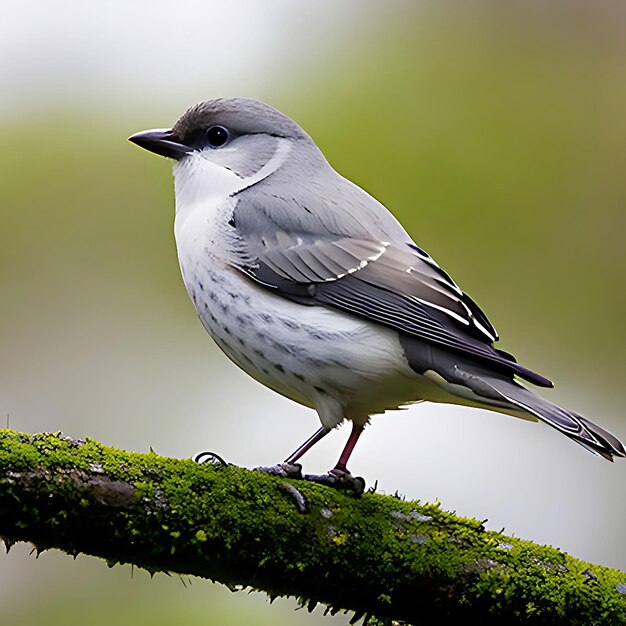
{"left": 238, "top": 231, "right": 553, "bottom": 388}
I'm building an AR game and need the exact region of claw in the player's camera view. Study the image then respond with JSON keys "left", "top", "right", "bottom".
{"left": 255, "top": 463, "right": 365, "bottom": 495}
{"left": 194, "top": 451, "right": 228, "bottom": 466}
{"left": 303, "top": 468, "right": 366, "bottom": 496}
{"left": 254, "top": 462, "right": 303, "bottom": 479}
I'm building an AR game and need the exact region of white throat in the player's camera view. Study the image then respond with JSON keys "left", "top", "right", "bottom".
{"left": 173, "top": 138, "right": 291, "bottom": 238}
{"left": 172, "top": 137, "right": 292, "bottom": 268}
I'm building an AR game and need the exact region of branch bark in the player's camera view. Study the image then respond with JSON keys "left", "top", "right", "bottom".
{"left": 0, "top": 429, "right": 624, "bottom": 625}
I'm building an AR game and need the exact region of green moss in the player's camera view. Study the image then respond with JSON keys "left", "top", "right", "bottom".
{"left": 0, "top": 428, "right": 625, "bottom": 626}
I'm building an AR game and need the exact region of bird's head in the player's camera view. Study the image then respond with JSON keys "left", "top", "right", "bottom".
{"left": 129, "top": 98, "right": 323, "bottom": 208}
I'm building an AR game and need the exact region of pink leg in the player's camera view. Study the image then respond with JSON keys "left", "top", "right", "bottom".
{"left": 334, "top": 422, "right": 365, "bottom": 473}
{"left": 284, "top": 426, "right": 330, "bottom": 465}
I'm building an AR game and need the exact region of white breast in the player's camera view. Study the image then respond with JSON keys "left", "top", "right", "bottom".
{"left": 170, "top": 146, "right": 423, "bottom": 430}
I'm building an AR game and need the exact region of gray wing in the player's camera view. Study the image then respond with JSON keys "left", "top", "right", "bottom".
{"left": 257, "top": 232, "right": 497, "bottom": 340}
{"left": 236, "top": 229, "right": 553, "bottom": 388}
{"left": 232, "top": 166, "right": 414, "bottom": 251}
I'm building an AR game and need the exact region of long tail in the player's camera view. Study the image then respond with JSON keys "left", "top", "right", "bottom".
{"left": 412, "top": 343, "right": 626, "bottom": 460}
{"left": 479, "top": 375, "right": 626, "bottom": 460}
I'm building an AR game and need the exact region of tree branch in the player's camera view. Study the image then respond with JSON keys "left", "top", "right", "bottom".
{"left": 0, "top": 429, "right": 624, "bottom": 625}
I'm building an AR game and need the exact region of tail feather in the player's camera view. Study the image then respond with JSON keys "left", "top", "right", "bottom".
{"left": 403, "top": 337, "right": 625, "bottom": 460}
{"left": 480, "top": 376, "right": 626, "bottom": 461}
{"left": 573, "top": 416, "right": 626, "bottom": 461}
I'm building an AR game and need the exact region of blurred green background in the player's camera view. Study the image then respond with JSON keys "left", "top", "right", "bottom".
{"left": 1, "top": 1, "right": 625, "bottom": 624}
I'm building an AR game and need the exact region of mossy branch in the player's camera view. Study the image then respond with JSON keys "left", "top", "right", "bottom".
{"left": 0, "top": 429, "right": 624, "bottom": 625}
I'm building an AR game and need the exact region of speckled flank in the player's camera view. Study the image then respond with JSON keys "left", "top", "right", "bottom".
{"left": 185, "top": 252, "right": 423, "bottom": 429}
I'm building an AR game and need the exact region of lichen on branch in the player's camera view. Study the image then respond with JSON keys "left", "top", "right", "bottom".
{"left": 0, "top": 429, "right": 625, "bottom": 625}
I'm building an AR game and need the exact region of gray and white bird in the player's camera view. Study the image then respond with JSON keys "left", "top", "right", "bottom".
{"left": 129, "top": 97, "right": 624, "bottom": 489}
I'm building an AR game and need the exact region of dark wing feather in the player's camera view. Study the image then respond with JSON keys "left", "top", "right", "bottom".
{"left": 312, "top": 276, "right": 552, "bottom": 387}
{"left": 238, "top": 233, "right": 553, "bottom": 388}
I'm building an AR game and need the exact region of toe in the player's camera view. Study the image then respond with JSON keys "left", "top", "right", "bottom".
{"left": 254, "top": 462, "right": 303, "bottom": 479}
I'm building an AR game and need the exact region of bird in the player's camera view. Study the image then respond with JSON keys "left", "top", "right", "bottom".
{"left": 129, "top": 97, "right": 625, "bottom": 491}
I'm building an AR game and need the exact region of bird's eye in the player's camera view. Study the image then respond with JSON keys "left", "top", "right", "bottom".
{"left": 205, "top": 125, "right": 230, "bottom": 148}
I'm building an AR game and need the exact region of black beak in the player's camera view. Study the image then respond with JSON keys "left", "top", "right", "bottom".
{"left": 128, "top": 129, "right": 192, "bottom": 160}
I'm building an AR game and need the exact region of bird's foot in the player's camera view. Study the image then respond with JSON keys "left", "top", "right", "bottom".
{"left": 303, "top": 468, "right": 366, "bottom": 496}
{"left": 254, "top": 462, "right": 303, "bottom": 479}
{"left": 255, "top": 464, "right": 365, "bottom": 495}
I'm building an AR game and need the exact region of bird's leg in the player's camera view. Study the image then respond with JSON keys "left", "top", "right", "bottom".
{"left": 284, "top": 426, "right": 331, "bottom": 465}
{"left": 334, "top": 422, "right": 364, "bottom": 473}
{"left": 256, "top": 423, "right": 366, "bottom": 495}
{"left": 255, "top": 426, "right": 330, "bottom": 478}
{"left": 303, "top": 422, "right": 366, "bottom": 495}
